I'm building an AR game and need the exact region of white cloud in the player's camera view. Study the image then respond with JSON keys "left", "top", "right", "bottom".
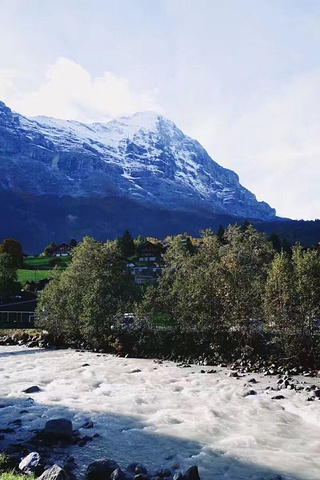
{"left": 185, "top": 72, "right": 320, "bottom": 220}
{"left": 0, "top": 57, "right": 160, "bottom": 122}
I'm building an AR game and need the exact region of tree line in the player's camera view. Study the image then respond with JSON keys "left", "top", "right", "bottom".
{"left": 34, "top": 225, "right": 320, "bottom": 367}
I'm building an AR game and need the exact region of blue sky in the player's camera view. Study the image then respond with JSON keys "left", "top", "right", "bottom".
{"left": 0, "top": 0, "right": 319, "bottom": 219}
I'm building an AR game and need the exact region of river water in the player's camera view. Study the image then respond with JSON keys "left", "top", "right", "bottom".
{"left": 1, "top": 346, "right": 320, "bottom": 479}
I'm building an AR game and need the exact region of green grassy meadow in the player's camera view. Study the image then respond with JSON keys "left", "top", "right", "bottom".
{"left": 17, "top": 255, "right": 71, "bottom": 283}
{"left": 17, "top": 269, "right": 52, "bottom": 283}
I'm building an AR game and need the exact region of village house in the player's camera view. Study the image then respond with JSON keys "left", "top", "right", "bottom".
{"left": 127, "top": 241, "right": 166, "bottom": 284}
{"left": 138, "top": 241, "right": 164, "bottom": 262}
{"left": 50, "top": 243, "right": 73, "bottom": 257}
{"left": 129, "top": 264, "right": 163, "bottom": 285}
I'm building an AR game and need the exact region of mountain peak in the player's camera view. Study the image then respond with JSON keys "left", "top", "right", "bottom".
{"left": 0, "top": 99, "right": 276, "bottom": 222}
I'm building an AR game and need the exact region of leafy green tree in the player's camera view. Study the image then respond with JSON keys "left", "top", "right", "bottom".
{"left": 36, "top": 267, "right": 68, "bottom": 341}
{"left": 117, "top": 230, "right": 135, "bottom": 258}
{"left": 0, "top": 253, "right": 18, "bottom": 301}
{"left": 0, "top": 238, "right": 23, "bottom": 267}
{"left": 264, "top": 252, "right": 296, "bottom": 332}
{"left": 37, "top": 236, "right": 139, "bottom": 346}
{"left": 292, "top": 245, "right": 320, "bottom": 337}
{"left": 134, "top": 235, "right": 146, "bottom": 248}
{"left": 139, "top": 230, "right": 223, "bottom": 331}
{"left": 43, "top": 242, "right": 58, "bottom": 256}
{"left": 217, "top": 225, "right": 275, "bottom": 339}
{"left": 264, "top": 246, "right": 320, "bottom": 363}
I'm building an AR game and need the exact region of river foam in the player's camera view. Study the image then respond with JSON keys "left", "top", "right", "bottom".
{"left": 1, "top": 346, "right": 320, "bottom": 479}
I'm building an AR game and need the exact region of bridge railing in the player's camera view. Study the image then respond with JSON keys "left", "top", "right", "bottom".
{"left": 0, "top": 311, "right": 35, "bottom": 329}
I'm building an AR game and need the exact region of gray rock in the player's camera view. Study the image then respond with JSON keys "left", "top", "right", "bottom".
{"left": 38, "top": 464, "right": 69, "bottom": 480}
{"left": 245, "top": 390, "right": 257, "bottom": 396}
{"left": 110, "top": 468, "right": 128, "bottom": 480}
{"left": 86, "top": 459, "right": 120, "bottom": 480}
{"left": 19, "top": 451, "right": 40, "bottom": 473}
{"left": 182, "top": 466, "right": 200, "bottom": 480}
{"left": 127, "top": 463, "right": 140, "bottom": 473}
{"left": 248, "top": 378, "right": 257, "bottom": 384}
{"left": 44, "top": 419, "right": 73, "bottom": 439}
{"left": 82, "top": 420, "right": 94, "bottom": 429}
{"left": 23, "top": 386, "right": 42, "bottom": 393}
{"left": 153, "top": 469, "right": 171, "bottom": 478}
{"left": 173, "top": 473, "right": 183, "bottom": 480}
{"left": 134, "top": 463, "right": 148, "bottom": 474}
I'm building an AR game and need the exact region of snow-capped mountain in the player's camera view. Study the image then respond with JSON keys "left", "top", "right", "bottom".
{"left": 0, "top": 100, "right": 275, "bottom": 220}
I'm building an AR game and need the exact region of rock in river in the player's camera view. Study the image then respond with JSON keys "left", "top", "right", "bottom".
{"left": 44, "top": 419, "right": 73, "bottom": 439}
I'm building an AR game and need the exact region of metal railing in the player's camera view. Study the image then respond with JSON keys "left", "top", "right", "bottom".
{"left": 0, "top": 311, "right": 35, "bottom": 329}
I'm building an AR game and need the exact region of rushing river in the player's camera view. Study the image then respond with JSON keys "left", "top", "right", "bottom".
{"left": 1, "top": 346, "right": 320, "bottom": 479}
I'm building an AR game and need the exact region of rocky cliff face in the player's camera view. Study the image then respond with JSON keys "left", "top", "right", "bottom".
{"left": 0, "top": 101, "right": 275, "bottom": 220}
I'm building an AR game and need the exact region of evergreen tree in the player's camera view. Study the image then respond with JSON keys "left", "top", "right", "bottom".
{"left": 267, "top": 233, "right": 282, "bottom": 253}
{"left": 117, "top": 230, "right": 135, "bottom": 258}
{"left": 240, "top": 220, "right": 251, "bottom": 232}
{"left": 281, "top": 238, "right": 291, "bottom": 255}
{"left": 216, "top": 225, "right": 225, "bottom": 243}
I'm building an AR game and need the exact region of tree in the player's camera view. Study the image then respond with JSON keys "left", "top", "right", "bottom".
{"left": 292, "top": 245, "right": 320, "bottom": 338}
{"left": 35, "top": 268, "right": 68, "bottom": 341}
{"left": 69, "top": 239, "right": 78, "bottom": 247}
{"left": 240, "top": 220, "right": 250, "bottom": 232}
{"left": 217, "top": 225, "right": 275, "bottom": 340}
{"left": 139, "top": 230, "right": 223, "bottom": 331}
{"left": 0, "top": 253, "right": 18, "bottom": 301}
{"left": 264, "top": 252, "right": 296, "bottom": 333}
{"left": 0, "top": 238, "right": 23, "bottom": 267}
{"left": 37, "top": 236, "right": 139, "bottom": 346}
{"left": 216, "top": 225, "right": 225, "bottom": 244}
{"left": 267, "top": 233, "right": 282, "bottom": 253}
{"left": 134, "top": 235, "right": 146, "bottom": 248}
{"left": 264, "top": 246, "right": 320, "bottom": 364}
{"left": 281, "top": 238, "right": 291, "bottom": 255}
{"left": 43, "top": 242, "right": 58, "bottom": 256}
{"left": 117, "top": 230, "right": 135, "bottom": 258}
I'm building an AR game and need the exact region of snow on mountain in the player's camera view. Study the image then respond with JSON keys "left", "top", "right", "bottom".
{"left": 0, "top": 101, "right": 275, "bottom": 220}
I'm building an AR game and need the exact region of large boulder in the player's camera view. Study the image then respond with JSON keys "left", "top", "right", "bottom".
{"left": 38, "top": 464, "right": 69, "bottom": 480}
{"left": 86, "top": 459, "right": 120, "bottom": 480}
{"left": 44, "top": 419, "right": 73, "bottom": 439}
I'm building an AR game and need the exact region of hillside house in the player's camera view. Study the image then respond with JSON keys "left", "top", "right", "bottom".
{"left": 138, "top": 241, "right": 164, "bottom": 262}
{"left": 131, "top": 264, "right": 163, "bottom": 285}
{"left": 50, "top": 243, "right": 73, "bottom": 257}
